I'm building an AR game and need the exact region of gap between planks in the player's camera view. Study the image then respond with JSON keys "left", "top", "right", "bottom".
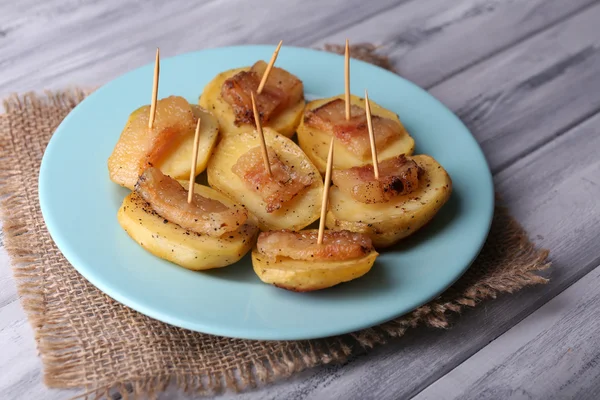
{"left": 420, "top": 0, "right": 600, "bottom": 89}
{"left": 414, "top": 260, "right": 600, "bottom": 400}
{"left": 301, "top": 0, "right": 416, "bottom": 46}
{"left": 493, "top": 105, "right": 600, "bottom": 174}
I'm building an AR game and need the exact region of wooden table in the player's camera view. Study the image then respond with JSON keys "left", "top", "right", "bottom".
{"left": 2, "top": 1, "right": 599, "bottom": 398}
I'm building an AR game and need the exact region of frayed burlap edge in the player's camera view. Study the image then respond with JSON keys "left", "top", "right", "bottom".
{"left": 1, "top": 89, "right": 91, "bottom": 389}
{"left": 3, "top": 88, "right": 89, "bottom": 113}
{"left": 0, "top": 53, "right": 550, "bottom": 399}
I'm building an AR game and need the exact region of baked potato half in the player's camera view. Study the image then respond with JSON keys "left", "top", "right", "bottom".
{"left": 297, "top": 94, "right": 415, "bottom": 174}
{"left": 252, "top": 250, "right": 378, "bottom": 292}
{"left": 199, "top": 67, "right": 305, "bottom": 138}
{"left": 108, "top": 97, "right": 218, "bottom": 190}
{"left": 157, "top": 105, "right": 219, "bottom": 180}
{"left": 251, "top": 229, "right": 378, "bottom": 292}
{"left": 117, "top": 182, "right": 258, "bottom": 270}
{"left": 207, "top": 128, "right": 323, "bottom": 231}
{"left": 326, "top": 155, "right": 452, "bottom": 248}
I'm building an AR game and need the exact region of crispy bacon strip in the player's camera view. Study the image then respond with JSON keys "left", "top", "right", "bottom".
{"left": 332, "top": 155, "right": 422, "bottom": 204}
{"left": 135, "top": 167, "right": 248, "bottom": 237}
{"left": 221, "top": 61, "right": 303, "bottom": 125}
{"left": 304, "top": 99, "right": 401, "bottom": 158}
{"left": 257, "top": 229, "right": 373, "bottom": 262}
{"left": 232, "top": 146, "right": 313, "bottom": 213}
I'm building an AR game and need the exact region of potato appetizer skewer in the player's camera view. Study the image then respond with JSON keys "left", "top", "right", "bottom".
{"left": 108, "top": 96, "right": 218, "bottom": 190}
{"left": 252, "top": 230, "right": 378, "bottom": 292}
{"left": 297, "top": 94, "right": 415, "bottom": 174}
{"left": 326, "top": 155, "right": 452, "bottom": 248}
{"left": 207, "top": 128, "right": 323, "bottom": 231}
{"left": 199, "top": 61, "right": 305, "bottom": 138}
{"left": 118, "top": 168, "right": 258, "bottom": 270}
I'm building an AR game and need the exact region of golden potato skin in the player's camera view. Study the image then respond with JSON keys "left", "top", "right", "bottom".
{"left": 207, "top": 127, "right": 323, "bottom": 231}
{"left": 157, "top": 105, "right": 219, "bottom": 180}
{"left": 297, "top": 94, "right": 415, "bottom": 174}
{"left": 117, "top": 183, "right": 258, "bottom": 270}
{"left": 108, "top": 104, "right": 219, "bottom": 190}
{"left": 326, "top": 155, "right": 452, "bottom": 248}
{"left": 252, "top": 250, "right": 378, "bottom": 292}
{"left": 199, "top": 67, "right": 305, "bottom": 138}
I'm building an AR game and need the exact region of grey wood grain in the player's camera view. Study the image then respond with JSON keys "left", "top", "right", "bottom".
{"left": 0, "top": 248, "right": 16, "bottom": 309}
{"left": 1, "top": 0, "right": 594, "bottom": 100}
{"left": 428, "top": 2, "right": 600, "bottom": 172}
{"left": 0, "top": 300, "right": 79, "bottom": 400}
{"left": 0, "top": 0, "right": 407, "bottom": 98}
{"left": 314, "top": 0, "right": 597, "bottom": 88}
{"left": 1, "top": 0, "right": 600, "bottom": 399}
{"left": 416, "top": 263, "right": 600, "bottom": 400}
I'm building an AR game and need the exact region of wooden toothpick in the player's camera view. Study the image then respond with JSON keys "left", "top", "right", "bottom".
{"left": 344, "top": 39, "right": 351, "bottom": 121}
{"left": 318, "top": 138, "right": 335, "bottom": 245}
{"left": 364, "top": 89, "right": 379, "bottom": 179}
{"left": 257, "top": 40, "right": 283, "bottom": 94}
{"left": 187, "top": 118, "right": 202, "bottom": 204}
{"left": 148, "top": 48, "right": 160, "bottom": 129}
{"left": 251, "top": 92, "right": 272, "bottom": 176}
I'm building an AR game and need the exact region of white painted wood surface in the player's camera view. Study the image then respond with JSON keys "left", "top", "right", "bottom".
{"left": 2, "top": 0, "right": 600, "bottom": 399}
{"left": 416, "top": 263, "right": 600, "bottom": 400}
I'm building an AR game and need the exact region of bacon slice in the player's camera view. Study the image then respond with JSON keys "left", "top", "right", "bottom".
{"left": 135, "top": 167, "right": 248, "bottom": 237}
{"left": 332, "top": 155, "right": 422, "bottom": 204}
{"left": 232, "top": 146, "right": 313, "bottom": 213}
{"left": 221, "top": 61, "right": 303, "bottom": 125}
{"left": 257, "top": 229, "right": 373, "bottom": 262}
{"left": 304, "top": 99, "right": 401, "bottom": 158}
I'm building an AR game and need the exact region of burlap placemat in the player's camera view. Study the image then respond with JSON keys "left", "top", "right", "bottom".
{"left": 0, "top": 45, "right": 550, "bottom": 399}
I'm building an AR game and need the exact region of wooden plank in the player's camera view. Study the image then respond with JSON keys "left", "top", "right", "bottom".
{"left": 315, "top": 0, "right": 596, "bottom": 88}
{"left": 0, "top": 248, "right": 16, "bottom": 309}
{"left": 2, "top": 0, "right": 595, "bottom": 100}
{"left": 0, "top": 300, "right": 79, "bottom": 400}
{"left": 428, "top": 3, "right": 600, "bottom": 172}
{"left": 0, "top": 0, "right": 407, "bottom": 98}
{"left": 1, "top": 0, "right": 593, "bottom": 99}
{"left": 416, "top": 263, "right": 600, "bottom": 400}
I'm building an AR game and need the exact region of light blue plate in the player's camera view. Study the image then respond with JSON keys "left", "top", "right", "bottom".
{"left": 39, "top": 46, "right": 493, "bottom": 340}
